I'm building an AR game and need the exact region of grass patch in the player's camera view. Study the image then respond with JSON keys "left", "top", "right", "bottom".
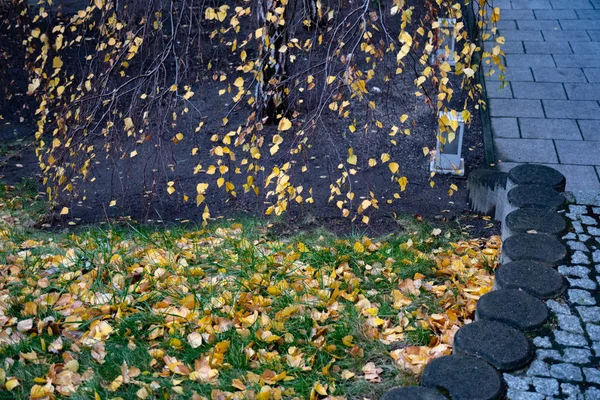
{"left": 0, "top": 182, "right": 500, "bottom": 399}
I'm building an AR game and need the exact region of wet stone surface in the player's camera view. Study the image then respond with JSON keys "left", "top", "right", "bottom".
{"left": 506, "top": 204, "right": 600, "bottom": 399}
{"left": 496, "top": 260, "right": 566, "bottom": 299}
{"left": 502, "top": 232, "right": 567, "bottom": 265}
{"left": 380, "top": 386, "right": 447, "bottom": 400}
{"left": 507, "top": 185, "right": 566, "bottom": 210}
{"left": 508, "top": 164, "right": 566, "bottom": 192}
{"left": 421, "top": 355, "right": 505, "bottom": 400}
{"left": 505, "top": 208, "right": 567, "bottom": 236}
{"left": 453, "top": 320, "right": 534, "bottom": 371}
{"left": 476, "top": 289, "right": 549, "bottom": 331}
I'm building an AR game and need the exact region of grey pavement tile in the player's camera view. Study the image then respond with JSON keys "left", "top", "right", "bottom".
{"left": 519, "top": 117, "right": 582, "bottom": 139}
{"left": 550, "top": 363, "right": 583, "bottom": 381}
{"left": 506, "top": 389, "right": 545, "bottom": 399}
{"left": 502, "top": 41, "right": 525, "bottom": 54}
{"left": 533, "top": 67, "right": 587, "bottom": 82}
{"left": 487, "top": 40, "right": 524, "bottom": 54}
{"left": 503, "top": 9, "right": 536, "bottom": 19}
{"left": 583, "top": 68, "right": 600, "bottom": 82}
{"left": 489, "top": 98, "right": 545, "bottom": 117}
{"left": 576, "top": 10, "right": 600, "bottom": 19}
{"left": 558, "top": 314, "right": 585, "bottom": 333}
{"left": 506, "top": 54, "right": 556, "bottom": 68}
{"left": 550, "top": 0, "right": 594, "bottom": 8}
{"left": 487, "top": 0, "right": 512, "bottom": 8}
{"left": 517, "top": 20, "right": 561, "bottom": 30}
{"left": 512, "top": 82, "right": 567, "bottom": 99}
{"left": 569, "top": 41, "right": 600, "bottom": 54}
{"left": 556, "top": 140, "right": 600, "bottom": 165}
{"left": 486, "top": 66, "right": 534, "bottom": 82}
{"left": 543, "top": 30, "right": 592, "bottom": 41}
{"left": 500, "top": 29, "right": 544, "bottom": 42}
{"left": 532, "top": 377, "right": 559, "bottom": 396}
{"left": 543, "top": 99, "right": 600, "bottom": 119}
{"left": 494, "top": 138, "right": 558, "bottom": 163}
{"left": 560, "top": 19, "right": 600, "bottom": 30}
{"left": 497, "top": 20, "right": 518, "bottom": 30}
{"left": 491, "top": 117, "right": 520, "bottom": 138}
{"left": 563, "top": 348, "right": 592, "bottom": 363}
{"left": 565, "top": 83, "right": 600, "bottom": 100}
{"left": 551, "top": 164, "right": 600, "bottom": 192}
{"left": 486, "top": 81, "right": 513, "bottom": 98}
{"left": 578, "top": 120, "right": 600, "bottom": 140}
{"left": 523, "top": 41, "right": 572, "bottom": 54}
{"left": 511, "top": 0, "right": 552, "bottom": 9}
{"left": 589, "top": 30, "right": 600, "bottom": 41}
{"left": 555, "top": 54, "right": 600, "bottom": 68}
{"left": 535, "top": 9, "right": 578, "bottom": 19}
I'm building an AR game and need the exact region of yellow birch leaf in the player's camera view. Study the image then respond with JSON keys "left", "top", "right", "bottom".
{"left": 278, "top": 117, "right": 292, "bottom": 131}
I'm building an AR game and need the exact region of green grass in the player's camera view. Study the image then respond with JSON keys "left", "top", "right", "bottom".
{"left": 0, "top": 181, "right": 499, "bottom": 399}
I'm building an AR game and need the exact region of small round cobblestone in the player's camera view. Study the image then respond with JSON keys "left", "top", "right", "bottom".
{"left": 453, "top": 320, "right": 534, "bottom": 371}
{"left": 380, "top": 386, "right": 447, "bottom": 400}
{"left": 476, "top": 289, "right": 548, "bottom": 331}
{"left": 505, "top": 208, "right": 567, "bottom": 236}
{"left": 502, "top": 233, "right": 567, "bottom": 265}
{"left": 508, "top": 164, "right": 566, "bottom": 191}
{"left": 421, "top": 355, "right": 504, "bottom": 400}
{"left": 507, "top": 185, "right": 565, "bottom": 210}
{"left": 495, "top": 260, "right": 566, "bottom": 299}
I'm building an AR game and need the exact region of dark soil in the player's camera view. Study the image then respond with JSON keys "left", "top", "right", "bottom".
{"left": 0, "top": 1, "right": 498, "bottom": 237}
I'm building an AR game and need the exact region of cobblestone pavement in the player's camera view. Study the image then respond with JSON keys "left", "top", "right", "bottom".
{"left": 505, "top": 204, "right": 600, "bottom": 399}
{"left": 483, "top": 0, "right": 600, "bottom": 191}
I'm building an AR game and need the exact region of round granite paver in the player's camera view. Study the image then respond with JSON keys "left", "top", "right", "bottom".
{"left": 421, "top": 355, "right": 504, "bottom": 400}
{"left": 507, "top": 185, "right": 565, "bottom": 210}
{"left": 453, "top": 320, "right": 534, "bottom": 371}
{"left": 495, "top": 260, "right": 566, "bottom": 299}
{"left": 476, "top": 289, "right": 549, "bottom": 331}
{"left": 505, "top": 208, "right": 567, "bottom": 236}
{"left": 502, "top": 233, "right": 567, "bottom": 265}
{"left": 508, "top": 164, "right": 566, "bottom": 192}
{"left": 380, "top": 387, "right": 447, "bottom": 400}
{"left": 468, "top": 169, "right": 507, "bottom": 190}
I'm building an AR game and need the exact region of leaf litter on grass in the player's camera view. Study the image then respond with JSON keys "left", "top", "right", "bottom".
{"left": 0, "top": 184, "right": 500, "bottom": 399}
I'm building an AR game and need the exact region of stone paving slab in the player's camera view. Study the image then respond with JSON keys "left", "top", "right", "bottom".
{"left": 544, "top": 100, "right": 600, "bottom": 119}
{"left": 564, "top": 83, "right": 600, "bottom": 100}
{"left": 489, "top": 99, "right": 545, "bottom": 117}
{"left": 519, "top": 118, "right": 582, "bottom": 140}
{"left": 531, "top": 67, "right": 587, "bottom": 83}
{"left": 492, "top": 117, "right": 521, "bottom": 138}
{"left": 578, "top": 120, "right": 600, "bottom": 141}
{"left": 555, "top": 140, "right": 600, "bottom": 165}
{"left": 512, "top": 81, "right": 567, "bottom": 99}
{"left": 495, "top": 138, "right": 559, "bottom": 163}
{"left": 523, "top": 41, "right": 573, "bottom": 54}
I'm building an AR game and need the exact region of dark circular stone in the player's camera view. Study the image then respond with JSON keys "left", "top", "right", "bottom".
{"left": 502, "top": 233, "right": 567, "bottom": 265}
{"left": 495, "top": 260, "right": 566, "bottom": 299}
{"left": 507, "top": 185, "right": 565, "bottom": 210}
{"left": 380, "top": 386, "right": 447, "bottom": 400}
{"left": 476, "top": 289, "right": 549, "bottom": 331}
{"left": 505, "top": 208, "right": 567, "bottom": 236}
{"left": 508, "top": 164, "right": 566, "bottom": 192}
{"left": 453, "top": 320, "right": 534, "bottom": 371}
{"left": 468, "top": 169, "right": 507, "bottom": 190}
{"left": 421, "top": 355, "right": 504, "bottom": 400}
